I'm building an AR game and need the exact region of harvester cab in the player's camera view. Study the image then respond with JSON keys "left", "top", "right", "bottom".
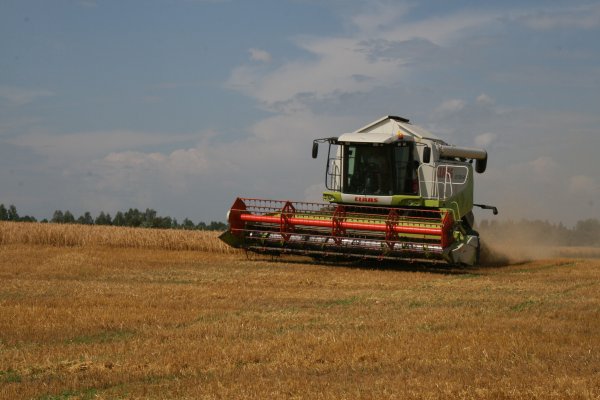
{"left": 220, "top": 116, "right": 498, "bottom": 266}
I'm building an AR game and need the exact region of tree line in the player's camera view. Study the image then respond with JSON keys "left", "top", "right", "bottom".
{"left": 0, "top": 204, "right": 227, "bottom": 231}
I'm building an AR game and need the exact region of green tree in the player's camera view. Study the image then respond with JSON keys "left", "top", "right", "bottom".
{"left": 0, "top": 204, "right": 7, "bottom": 221}
{"left": 196, "top": 221, "right": 207, "bottom": 230}
{"left": 208, "top": 221, "right": 227, "bottom": 231}
{"left": 181, "top": 218, "right": 195, "bottom": 230}
{"left": 113, "top": 211, "right": 126, "bottom": 226}
{"left": 63, "top": 211, "right": 75, "bottom": 224}
{"left": 19, "top": 215, "right": 37, "bottom": 223}
{"left": 7, "top": 205, "right": 19, "bottom": 221}
{"left": 142, "top": 208, "right": 157, "bottom": 227}
{"left": 124, "top": 208, "right": 143, "bottom": 227}
{"left": 153, "top": 216, "right": 172, "bottom": 229}
{"left": 95, "top": 211, "right": 112, "bottom": 225}
{"left": 77, "top": 212, "right": 94, "bottom": 225}
{"left": 51, "top": 210, "right": 64, "bottom": 223}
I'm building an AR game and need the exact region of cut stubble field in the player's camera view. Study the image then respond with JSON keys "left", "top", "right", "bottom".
{"left": 0, "top": 222, "right": 599, "bottom": 399}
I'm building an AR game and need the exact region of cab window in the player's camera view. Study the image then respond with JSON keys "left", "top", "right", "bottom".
{"left": 343, "top": 143, "right": 417, "bottom": 196}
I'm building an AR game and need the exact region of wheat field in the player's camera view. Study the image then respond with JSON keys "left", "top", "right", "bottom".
{"left": 0, "top": 221, "right": 234, "bottom": 253}
{"left": 1, "top": 223, "right": 599, "bottom": 399}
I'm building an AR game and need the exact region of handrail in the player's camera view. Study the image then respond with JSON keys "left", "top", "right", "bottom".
{"left": 418, "top": 164, "right": 469, "bottom": 201}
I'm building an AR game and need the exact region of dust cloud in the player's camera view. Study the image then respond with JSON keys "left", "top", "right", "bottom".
{"left": 477, "top": 218, "right": 600, "bottom": 265}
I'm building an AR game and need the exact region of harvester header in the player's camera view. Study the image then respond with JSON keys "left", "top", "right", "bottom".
{"left": 220, "top": 116, "right": 497, "bottom": 266}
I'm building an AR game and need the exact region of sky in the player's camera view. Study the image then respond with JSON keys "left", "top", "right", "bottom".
{"left": 1, "top": 0, "right": 599, "bottom": 226}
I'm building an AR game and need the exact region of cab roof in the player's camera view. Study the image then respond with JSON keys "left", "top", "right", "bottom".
{"left": 337, "top": 115, "right": 443, "bottom": 144}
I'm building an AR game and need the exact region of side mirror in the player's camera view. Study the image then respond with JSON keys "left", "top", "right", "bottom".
{"left": 475, "top": 154, "right": 487, "bottom": 173}
{"left": 312, "top": 142, "right": 319, "bottom": 159}
{"left": 422, "top": 146, "right": 431, "bottom": 164}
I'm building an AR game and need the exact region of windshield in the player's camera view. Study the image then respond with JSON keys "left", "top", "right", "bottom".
{"left": 343, "top": 143, "right": 418, "bottom": 196}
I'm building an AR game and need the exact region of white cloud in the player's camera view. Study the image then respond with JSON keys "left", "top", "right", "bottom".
{"left": 474, "top": 132, "right": 497, "bottom": 147}
{"left": 569, "top": 175, "right": 598, "bottom": 196}
{"left": 248, "top": 48, "right": 272, "bottom": 63}
{"left": 78, "top": 0, "right": 97, "bottom": 8}
{"left": 90, "top": 112, "right": 354, "bottom": 201}
{"left": 142, "top": 95, "right": 161, "bottom": 103}
{"left": 476, "top": 93, "right": 495, "bottom": 107}
{"left": 98, "top": 148, "right": 213, "bottom": 193}
{"left": 87, "top": 148, "right": 212, "bottom": 203}
{"left": 527, "top": 156, "right": 560, "bottom": 184}
{"left": 226, "top": 8, "right": 496, "bottom": 112}
{"left": 9, "top": 130, "right": 200, "bottom": 160}
{"left": 184, "top": 0, "right": 229, "bottom": 3}
{"left": 529, "top": 156, "right": 558, "bottom": 175}
{"left": 229, "top": 36, "right": 404, "bottom": 112}
{"left": 0, "top": 116, "right": 42, "bottom": 137}
{"left": 0, "top": 86, "right": 54, "bottom": 106}
{"left": 103, "top": 151, "right": 167, "bottom": 169}
{"left": 382, "top": 11, "right": 496, "bottom": 46}
{"left": 349, "top": 2, "right": 412, "bottom": 35}
{"left": 434, "top": 99, "right": 466, "bottom": 116}
{"left": 518, "top": 4, "right": 600, "bottom": 30}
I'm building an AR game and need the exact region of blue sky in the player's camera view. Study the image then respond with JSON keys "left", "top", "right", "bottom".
{"left": 1, "top": 0, "right": 599, "bottom": 225}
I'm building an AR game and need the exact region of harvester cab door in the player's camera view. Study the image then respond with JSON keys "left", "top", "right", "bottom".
{"left": 393, "top": 143, "right": 418, "bottom": 195}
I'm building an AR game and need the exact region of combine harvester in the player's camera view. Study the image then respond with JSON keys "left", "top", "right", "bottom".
{"left": 220, "top": 116, "right": 497, "bottom": 266}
